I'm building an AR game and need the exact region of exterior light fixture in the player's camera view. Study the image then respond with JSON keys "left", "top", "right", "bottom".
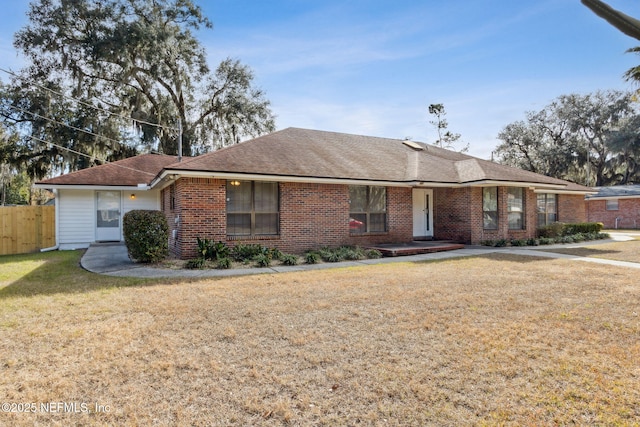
{"left": 229, "top": 180, "right": 241, "bottom": 186}
{"left": 130, "top": 194, "right": 136, "bottom": 200}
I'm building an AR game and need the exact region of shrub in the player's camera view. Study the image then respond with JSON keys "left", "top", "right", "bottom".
{"left": 337, "top": 246, "right": 366, "bottom": 261}
{"left": 123, "top": 210, "right": 168, "bottom": 263}
{"left": 366, "top": 249, "right": 382, "bottom": 259}
{"left": 564, "top": 222, "right": 603, "bottom": 235}
{"left": 185, "top": 258, "right": 204, "bottom": 269}
{"left": 196, "top": 239, "right": 230, "bottom": 261}
{"left": 538, "top": 222, "right": 565, "bottom": 238}
{"left": 494, "top": 239, "right": 508, "bottom": 247}
{"left": 538, "top": 237, "right": 555, "bottom": 245}
{"left": 254, "top": 254, "right": 272, "bottom": 267}
{"left": 305, "top": 252, "right": 319, "bottom": 264}
{"left": 510, "top": 239, "right": 526, "bottom": 247}
{"left": 216, "top": 257, "right": 232, "bottom": 269}
{"left": 526, "top": 238, "right": 539, "bottom": 246}
{"left": 281, "top": 254, "right": 298, "bottom": 266}
{"left": 269, "top": 248, "right": 284, "bottom": 261}
{"left": 232, "top": 243, "right": 270, "bottom": 262}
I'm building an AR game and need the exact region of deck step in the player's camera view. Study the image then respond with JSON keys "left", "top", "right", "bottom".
{"left": 368, "top": 241, "right": 465, "bottom": 257}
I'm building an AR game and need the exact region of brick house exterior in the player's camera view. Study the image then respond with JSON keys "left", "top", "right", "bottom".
{"left": 586, "top": 185, "right": 640, "bottom": 229}
{"left": 36, "top": 128, "right": 594, "bottom": 256}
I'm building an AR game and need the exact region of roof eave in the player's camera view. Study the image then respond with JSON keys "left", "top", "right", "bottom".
{"left": 33, "top": 183, "right": 151, "bottom": 191}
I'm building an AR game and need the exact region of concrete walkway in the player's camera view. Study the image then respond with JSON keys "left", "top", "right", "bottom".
{"left": 80, "top": 232, "right": 640, "bottom": 278}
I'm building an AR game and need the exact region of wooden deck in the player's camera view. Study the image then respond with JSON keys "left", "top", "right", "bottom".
{"left": 368, "top": 241, "right": 465, "bottom": 257}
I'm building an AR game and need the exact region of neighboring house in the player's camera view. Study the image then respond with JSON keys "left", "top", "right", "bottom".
{"left": 586, "top": 184, "right": 640, "bottom": 229}
{"left": 36, "top": 128, "right": 593, "bottom": 258}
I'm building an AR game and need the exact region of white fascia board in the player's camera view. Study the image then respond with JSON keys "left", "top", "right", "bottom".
{"left": 151, "top": 170, "right": 580, "bottom": 192}
{"left": 462, "top": 180, "right": 567, "bottom": 190}
{"left": 585, "top": 194, "right": 640, "bottom": 200}
{"left": 533, "top": 188, "right": 597, "bottom": 195}
{"left": 152, "top": 170, "right": 421, "bottom": 188}
{"left": 32, "top": 184, "right": 151, "bottom": 191}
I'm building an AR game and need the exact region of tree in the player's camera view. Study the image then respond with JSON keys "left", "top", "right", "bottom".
{"left": 6, "top": 0, "right": 275, "bottom": 163}
{"left": 427, "top": 103, "right": 468, "bottom": 152}
{"left": 495, "top": 90, "right": 639, "bottom": 186}
{"left": 581, "top": 0, "right": 640, "bottom": 41}
{"left": 582, "top": 0, "right": 640, "bottom": 87}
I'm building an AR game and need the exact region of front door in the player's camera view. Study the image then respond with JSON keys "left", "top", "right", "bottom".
{"left": 96, "top": 191, "right": 122, "bottom": 242}
{"left": 412, "top": 188, "right": 433, "bottom": 240}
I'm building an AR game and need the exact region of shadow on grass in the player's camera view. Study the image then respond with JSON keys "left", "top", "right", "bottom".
{"left": 0, "top": 250, "right": 176, "bottom": 299}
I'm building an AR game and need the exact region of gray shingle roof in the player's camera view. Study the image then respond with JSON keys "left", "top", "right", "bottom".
{"left": 587, "top": 184, "right": 640, "bottom": 199}
{"left": 35, "top": 128, "right": 593, "bottom": 193}
{"left": 36, "top": 153, "right": 180, "bottom": 187}
{"left": 168, "top": 127, "right": 591, "bottom": 190}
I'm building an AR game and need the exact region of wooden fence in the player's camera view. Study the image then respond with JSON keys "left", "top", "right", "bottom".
{"left": 0, "top": 206, "right": 55, "bottom": 256}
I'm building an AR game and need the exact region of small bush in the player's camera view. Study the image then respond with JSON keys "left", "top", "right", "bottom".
{"left": 185, "top": 258, "right": 204, "bottom": 269}
{"left": 269, "top": 248, "right": 284, "bottom": 261}
{"left": 123, "top": 210, "right": 169, "bottom": 263}
{"left": 338, "top": 246, "right": 366, "bottom": 261}
{"left": 526, "top": 238, "right": 539, "bottom": 246}
{"left": 254, "top": 254, "right": 272, "bottom": 267}
{"left": 510, "top": 239, "right": 526, "bottom": 247}
{"left": 305, "top": 252, "right": 319, "bottom": 264}
{"left": 281, "top": 254, "right": 298, "bottom": 266}
{"left": 494, "top": 239, "right": 508, "bottom": 247}
{"left": 538, "top": 222, "right": 565, "bottom": 238}
{"left": 232, "top": 243, "right": 271, "bottom": 262}
{"left": 216, "top": 257, "right": 232, "bottom": 269}
{"left": 564, "top": 222, "right": 604, "bottom": 235}
{"left": 366, "top": 249, "right": 382, "bottom": 259}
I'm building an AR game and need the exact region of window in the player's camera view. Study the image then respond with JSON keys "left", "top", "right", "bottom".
{"left": 482, "top": 187, "right": 498, "bottom": 230}
{"left": 606, "top": 199, "right": 619, "bottom": 211}
{"left": 349, "top": 186, "right": 387, "bottom": 233}
{"left": 537, "top": 193, "right": 557, "bottom": 226}
{"left": 507, "top": 188, "right": 525, "bottom": 230}
{"left": 226, "top": 181, "right": 279, "bottom": 236}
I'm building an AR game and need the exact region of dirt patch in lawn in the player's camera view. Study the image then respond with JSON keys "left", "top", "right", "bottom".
{"left": 1, "top": 252, "right": 639, "bottom": 425}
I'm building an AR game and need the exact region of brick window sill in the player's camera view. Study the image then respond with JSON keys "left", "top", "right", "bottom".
{"left": 227, "top": 235, "right": 280, "bottom": 241}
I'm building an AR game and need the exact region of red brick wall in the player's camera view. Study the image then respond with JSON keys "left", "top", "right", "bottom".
{"left": 165, "top": 180, "right": 414, "bottom": 259}
{"left": 587, "top": 198, "right": 640, "bottom": 229}
{"left": 161, "top": 179, "right": 594, "bottom": 258}
{"left": 162, "top": 178, "right": 226, "bottom": 259}
{"left": 558, "top": 194, "right": 587, "bottom": 224}
{"left": 435, "top": 186, "right": 541, "bottom": 244}
{"left": 433, "top": 187, "right": 472, "bottom": 242}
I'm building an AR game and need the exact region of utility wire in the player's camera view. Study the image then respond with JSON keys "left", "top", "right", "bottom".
{"left": 9, "top": 104, "right": 125, "bottom": 147}
{"left": 25, "top": 134, "right": 157, "bottom": 177}
{"left": 0, "top": 67, "right": 178, "bottom": 131}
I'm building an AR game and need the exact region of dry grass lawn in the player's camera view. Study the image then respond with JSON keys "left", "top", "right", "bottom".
{"left": 540, "top": 236, "right": 640, "bottom": 263}
{"left": 1, "top": 249, "right": 639, "bottom": 426}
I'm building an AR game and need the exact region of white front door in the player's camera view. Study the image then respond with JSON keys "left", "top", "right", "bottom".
{"left": 412, "top": 188, "right": 433, "bottom": 239}
{"left": 96, "top": 191, "right": 122, "bottom": 241}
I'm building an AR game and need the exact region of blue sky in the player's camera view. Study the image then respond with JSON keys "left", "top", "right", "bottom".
{"left": 1, "top": 0, "right": 640, "bottom": 158}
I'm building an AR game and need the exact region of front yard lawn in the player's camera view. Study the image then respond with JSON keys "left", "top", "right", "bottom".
{"left": 1, "top": 249, "right": 639, "bottom": 425}
{"left": 538, "top": 236, "right": 640, "bottom": 263}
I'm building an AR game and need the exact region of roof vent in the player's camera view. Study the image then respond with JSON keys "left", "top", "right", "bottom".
{"left": 403, "top": 140, "right": 424, "bottom": 151}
